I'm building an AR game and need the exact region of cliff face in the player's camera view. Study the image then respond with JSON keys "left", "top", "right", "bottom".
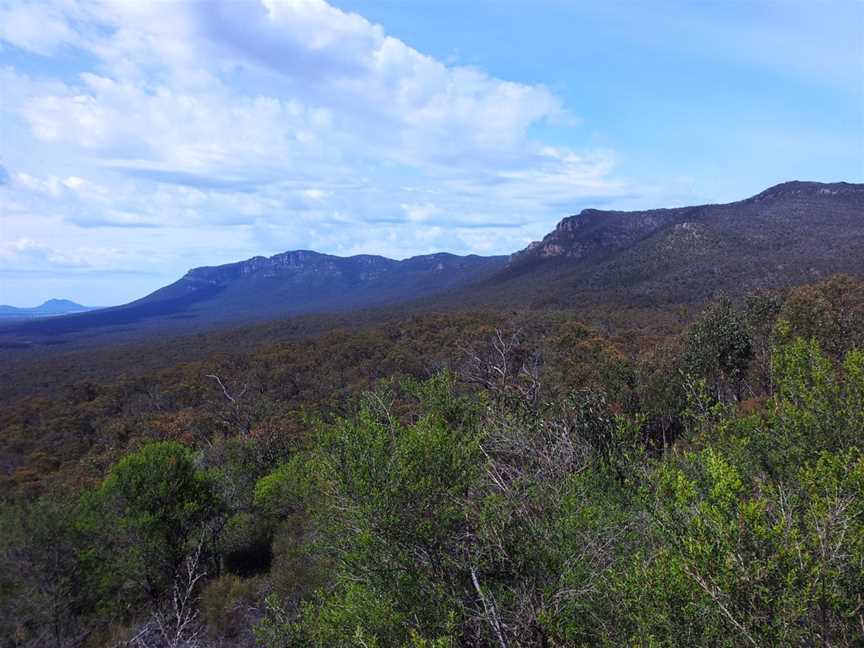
{"left": 485, "top": 181, "right": 864, "bottom": 306}
{"left": 183, "top": 251, "right": 397, "bottom": 284}
{"left": 512, "top": 182, "right": 864, "bottom": 266}
{"left": 512, "top": 208, "right": 670, "bottom": 262}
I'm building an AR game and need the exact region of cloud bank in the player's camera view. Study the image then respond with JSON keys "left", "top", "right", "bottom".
{"left": 0, "top": 0, "right": 647, "bottom": 304}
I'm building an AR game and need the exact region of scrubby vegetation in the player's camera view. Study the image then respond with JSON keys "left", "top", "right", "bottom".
{"left": 1, "top": 275, "right": 863, "bottom": 646}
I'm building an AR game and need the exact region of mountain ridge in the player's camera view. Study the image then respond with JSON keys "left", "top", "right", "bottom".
{"left": 133, "top": 249, "right": 506, "bottom": 307}
{"left": 0, "top": 250, "right": 507, "bottom": 346}
{"left": 473, "top": 180, "right": 864, "bottom": 308}
{"left": 1, "top": 180, "right": 861, "bottom": 348}
{"left": 510, "top": 180, "right": 863, "bottom": 264}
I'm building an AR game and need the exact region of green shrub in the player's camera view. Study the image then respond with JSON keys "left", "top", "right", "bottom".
{"left": 201, "top": 574, "right": 258, "bottom": 638}
{"left": 80, "top": 441, "right": 219, "bottom": 607}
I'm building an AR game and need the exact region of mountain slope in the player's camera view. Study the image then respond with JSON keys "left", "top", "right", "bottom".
{"left": 468, "top": 181, "right": 864, "bottom": 308}
{"left": 0, "top": 251, "right": 506, "bottom": 345}
{"left": 138, "top": 250, "right": 506, "bottom": 317}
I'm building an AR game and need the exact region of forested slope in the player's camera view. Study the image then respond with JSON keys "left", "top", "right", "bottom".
{"left": 2, "top": 275, "right": 863, "bottom": 646}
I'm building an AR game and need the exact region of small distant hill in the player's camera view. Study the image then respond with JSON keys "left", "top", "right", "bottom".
{"left": 0, "top": 299, "right": 97, "bottom": 320}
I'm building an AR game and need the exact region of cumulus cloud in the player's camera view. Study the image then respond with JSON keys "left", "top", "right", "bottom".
{"left": 0, "top": 1, "right": 81, "bottom": 55}
{"left": 0, "top": 0, "right": 648, "bottom": 304}
{"left": 0, "top": 238, "right": 94, "bottom": 271}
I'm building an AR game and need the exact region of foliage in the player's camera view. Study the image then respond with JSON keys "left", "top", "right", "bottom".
{"left": 774, "top": 274, "right": 864, "bottom": 360}
{"left": 262, "top": 373, "right": 484, "bottom": 645}
{"left": 0, "top": 496, "right": 87, "bottom": 647}
{"left": 82, "top": 441, "right": 218, "bottom": 609}
{"left": 200, "top": 574, "right": 258, "bottom": 639}
{"left": 683, "top": 294, "right": 753, "bottom": 401}
{"left": 1, "top": 275, "right": 863, "bottom": 645}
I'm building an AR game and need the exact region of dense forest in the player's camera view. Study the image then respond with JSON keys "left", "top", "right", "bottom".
{"left": 2, "top": 275, "right": 864, "bottom": 646}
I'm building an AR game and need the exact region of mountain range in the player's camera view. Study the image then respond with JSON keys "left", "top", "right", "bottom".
{"left": 1, "top": 180, "right": 861, "bottom": 349}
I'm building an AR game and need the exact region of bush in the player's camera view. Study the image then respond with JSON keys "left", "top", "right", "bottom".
{"left": 82, "top": 441, "right": 219, "bottom": 607}
{"left": 684, "top": 295, "right": 753, "bottom": 401}
{"left": 201, "top": 574, "right": 258, "bottom": 638}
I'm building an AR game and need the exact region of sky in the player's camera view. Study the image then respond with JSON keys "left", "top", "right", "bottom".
{"left": 0, "top": 0, "right": 862, "bottom": 307}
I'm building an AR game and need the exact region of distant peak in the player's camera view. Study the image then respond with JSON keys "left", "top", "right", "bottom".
{"left": 41, "top": 298, "right": 82, "bottom": 307}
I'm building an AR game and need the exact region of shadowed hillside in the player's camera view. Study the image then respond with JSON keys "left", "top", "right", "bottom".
{"left": 0, "top": 252, "right": 505, "bottom": 348}
{"left": 468, "top": 181, "right": 864, "bottom": 308}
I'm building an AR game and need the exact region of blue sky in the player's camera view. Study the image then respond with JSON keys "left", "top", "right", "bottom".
{"left": 1, "top": 0, "right": 861, "bottom": 306}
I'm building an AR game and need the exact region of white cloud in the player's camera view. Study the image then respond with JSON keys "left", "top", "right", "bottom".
{"left": 401, "top": 203, "right": 439, "bottom": 223}
{"left": 0, "top": 238, "right": 94, "bottom": 270}
{"left": 0, "top": 0, "right": 647, "bottom": 305}
{"left": 0, "top": 1, "right": 80, "bottom": 55}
